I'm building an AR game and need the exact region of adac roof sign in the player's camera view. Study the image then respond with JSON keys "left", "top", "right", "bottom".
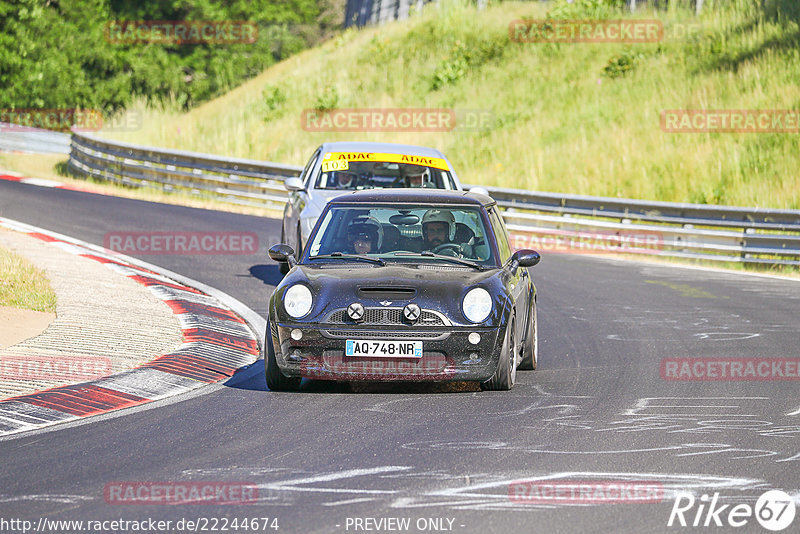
{"left": 321, "top": 152, "right": 450, "bottom": 171}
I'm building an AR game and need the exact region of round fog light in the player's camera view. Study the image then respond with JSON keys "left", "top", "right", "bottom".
{"left": 469, "top": 352, "right": 479, "bottom": 360}
{"left": 468, "top": 332, "right": 481, "bottom": 345}
{"left": 291, "top": 329, "right": 303, "bottom": 341}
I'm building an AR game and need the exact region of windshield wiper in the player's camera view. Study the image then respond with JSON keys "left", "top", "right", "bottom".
{"left": 309, "top": 252, "right": 385, "bottom": 266}
{"left": 393, "top": 252, "right": 485, "bottom": 271}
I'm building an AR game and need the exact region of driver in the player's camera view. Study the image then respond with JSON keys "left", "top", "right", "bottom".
{"left": 421, "top": 209, "right": 459, "bottom": 254}
{"left": 346, "top": 216, "right": 383, "bottom": 254}
{"left": 402, "top": 165, "right": 427, "bottom": 188}
{"left": 337, "top": 172, "right": 355, "bottom": 189}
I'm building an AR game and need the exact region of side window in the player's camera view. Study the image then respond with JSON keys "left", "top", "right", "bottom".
{"left": 301, "top": 149, "right": 321, "bottom": 188}
{"left": 489, "top": 208, "right": 512, "bottom": 264}
{"left": 444, "top": 171, "right": 458, "bottom": 190}
{"left": 439, "top": 171, "right": 454, "bottom": 190}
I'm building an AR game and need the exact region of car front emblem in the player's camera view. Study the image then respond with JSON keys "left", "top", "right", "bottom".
{"left": 380, "top": 300, "right": 392, "bottom": 307}
{"left": 403, "top": 303, "right": 421, "bottom": 323}
{"left": 347, "top": 302, "right": 365, "bottom": 321}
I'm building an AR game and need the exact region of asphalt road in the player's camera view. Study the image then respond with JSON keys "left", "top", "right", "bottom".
{"left": 0, "top": 180, "right": 798, "bottom": 534}
{"left": 0, "top": 124, "right": 71, "bottom": 154}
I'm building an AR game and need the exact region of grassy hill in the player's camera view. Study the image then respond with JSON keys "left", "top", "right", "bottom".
{"left": 98, "top": 0, "right": 800, "bottom": 209}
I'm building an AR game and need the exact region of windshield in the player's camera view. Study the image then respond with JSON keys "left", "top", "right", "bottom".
{"left": 313, "top": 152, "right": 457, "bottom": 191}
{"left": 306, "top": 204, "right": 496, "bottom": 267}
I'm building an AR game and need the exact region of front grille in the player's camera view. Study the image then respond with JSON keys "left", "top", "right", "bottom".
{"left": 321, "top": 329, "right": 448, "bottom": 340}
{"left": 311, "top": 350, "right": 450, "bottom": 377}
{"left": 324, "top": 307, "right": 446, "bottom": 326}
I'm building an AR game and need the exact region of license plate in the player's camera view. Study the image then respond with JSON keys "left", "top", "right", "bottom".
{"left": 345, "top": 340, "right": 423, "bottom": 358}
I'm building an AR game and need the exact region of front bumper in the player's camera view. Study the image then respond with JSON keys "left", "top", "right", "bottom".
{"left": 271, "top": 321, "right": 503, "bottom": 382}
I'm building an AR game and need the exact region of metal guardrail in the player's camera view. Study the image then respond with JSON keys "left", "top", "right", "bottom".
{"left": 69, "top": 132, "right": 301, "bottom": 208}
{"left": 68, "top": 131, "right": 800, "bottom": 266}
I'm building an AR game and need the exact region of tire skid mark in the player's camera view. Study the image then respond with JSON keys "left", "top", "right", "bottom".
{"left": 165, "top": 464, "right": 786, "bottom": 512}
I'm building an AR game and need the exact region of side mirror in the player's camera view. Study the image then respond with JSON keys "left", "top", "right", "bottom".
{"left": 284, "top": 177, "right": 304, "bottom": 192}
{"left": 468, "top": 186, "right": 490, "bottom": 197}
{"left": 512, "top": 249, "right": 541, "bottom": 268}
{"left": 269, "top": 243, "right": 296, "bottom": 266}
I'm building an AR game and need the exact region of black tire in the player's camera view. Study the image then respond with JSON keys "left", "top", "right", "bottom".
{"left": 265, "top": 319, "right": 301, "bottom": 391}
{"left": 481, "top": 314, "right": 517, "bottom": 391}
{"left": 519, "top": 300, "right": 538, "bottom": 370}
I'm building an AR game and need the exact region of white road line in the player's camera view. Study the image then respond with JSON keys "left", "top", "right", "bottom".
{"left": 322, "top": 497, "right": 376, "bottom": 506}
{"left": 260, "top": 466, "right": 412, "bottom": 495}
{"left": 21, "top": 178, "right": 62, "bottom": 187}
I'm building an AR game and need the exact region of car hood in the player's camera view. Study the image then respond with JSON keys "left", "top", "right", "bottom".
{"left": 276, "top": 263, "right": 510, "bottom": 327}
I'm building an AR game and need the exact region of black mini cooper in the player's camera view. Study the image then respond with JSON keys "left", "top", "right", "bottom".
{"left": 266, "top": 189, "right": 540, "bottom": 391}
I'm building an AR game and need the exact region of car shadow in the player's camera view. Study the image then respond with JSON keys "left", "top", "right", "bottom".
{"left": 248, "top": 263, "right": 284, "bottom": 286}
{"left": 223, "top": 360, "right": 480, "bottom": 394}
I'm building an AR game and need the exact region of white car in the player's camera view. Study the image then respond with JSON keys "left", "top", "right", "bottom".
{"left": 279, "top": 141, "right": 466, "bottom": 273}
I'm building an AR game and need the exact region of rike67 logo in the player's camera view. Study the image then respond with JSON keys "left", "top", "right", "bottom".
{"left": 668, "top": 490, "right": 796, "bottom": 531}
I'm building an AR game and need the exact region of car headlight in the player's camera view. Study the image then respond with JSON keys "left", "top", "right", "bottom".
{"left": 462, "top": 287, "right": 492, "bottom": 323}
{"left": 284, "top": 284, "right": 313, "bottom": 318}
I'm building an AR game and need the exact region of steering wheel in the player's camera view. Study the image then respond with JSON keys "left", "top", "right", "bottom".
{"left": 433, "top": 243, "right": 462, "bottom": 256}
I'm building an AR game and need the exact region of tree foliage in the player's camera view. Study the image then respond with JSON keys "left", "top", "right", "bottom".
{"left": 0, "top": 0, "right": 340, "bottom": 114}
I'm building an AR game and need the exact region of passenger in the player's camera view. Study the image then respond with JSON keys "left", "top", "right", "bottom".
{"left": 346, "top": 216, "right": 383, "bottom": 254}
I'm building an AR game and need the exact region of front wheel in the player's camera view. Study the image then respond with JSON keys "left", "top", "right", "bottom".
{"left": 265, "top": 319, "right": 301, "bottom": 391}
{"left": 481, "top": 314, "right": 517, "bottom": 391}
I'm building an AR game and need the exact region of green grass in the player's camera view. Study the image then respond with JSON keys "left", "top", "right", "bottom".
{"left": 95, "top": 0, "right": 800, "bottom": 210}
{"left": 0, "top": 244, "right": 57, "bottom": 313}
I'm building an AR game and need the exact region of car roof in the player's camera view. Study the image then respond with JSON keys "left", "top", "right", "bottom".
{"left": 319, "top": 141, "right": 446, "bottom": 159}
{"left": 328, "top": 189, "right": 495, "bottom": 207}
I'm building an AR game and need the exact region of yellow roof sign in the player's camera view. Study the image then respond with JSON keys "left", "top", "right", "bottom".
{"left": 321, "top": 152, "right": 450, "bottom": 171}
